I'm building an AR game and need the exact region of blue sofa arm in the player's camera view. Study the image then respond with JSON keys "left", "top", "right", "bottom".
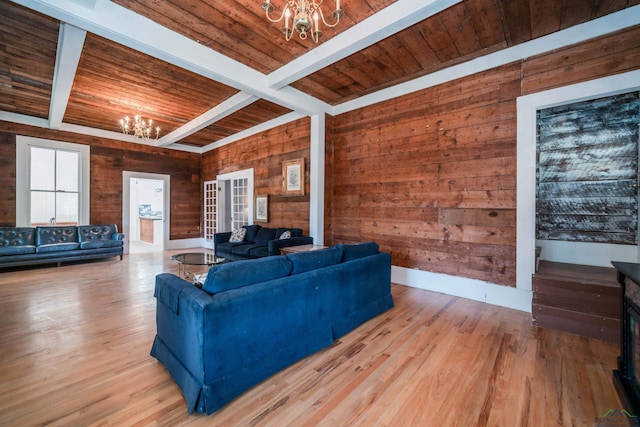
{"left": 267, "top": 236, "right": 313, "bottom": 256}
{"left": 214, "top": 232, "right": 232, "bottom": 245}
{"left": 112, "top": 233, "right": 125, "bottom": 241}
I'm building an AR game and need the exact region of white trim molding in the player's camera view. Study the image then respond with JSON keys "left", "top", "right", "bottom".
{"left": 392, "top": 266, "right": 532, "bottom": 313}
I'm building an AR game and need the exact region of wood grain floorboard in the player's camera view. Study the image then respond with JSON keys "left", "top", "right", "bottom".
{"left": 0, "top": 250, "right": 624, "bottom": 426}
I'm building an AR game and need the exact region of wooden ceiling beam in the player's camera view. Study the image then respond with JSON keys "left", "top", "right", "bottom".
{"left": 49, "top": 23, "right": 86, "bottom": 129}
{"left": 157, "top": 92, "right": 257, "bottom": 147}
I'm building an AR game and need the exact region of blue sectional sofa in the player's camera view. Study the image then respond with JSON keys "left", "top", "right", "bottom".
{"left": 151, "top": 242, "right": 393, "bottom": 414}
{"left": 214, "top": 224, "right": 313, "bottom": 261}
{"left": 0, "top": 224, "right": 125, "bottom": 269}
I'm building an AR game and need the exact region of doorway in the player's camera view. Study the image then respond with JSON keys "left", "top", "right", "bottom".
{"left": 122, "top": 172, "right": 170, "bottom": 255}
{"left": 516, "top": 70, "right": 640, "bottom": 290}
{"left": 204, "top": 169, "right": 254, "bottom": 239}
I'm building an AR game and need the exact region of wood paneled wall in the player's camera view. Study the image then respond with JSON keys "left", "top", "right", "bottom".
{"left": 0, "top": 132, "right": 17, "bottom": 226}
{"left": 0, "top": 124, "right": 201, "bottom": 240}
{"left": 328, "top": 25, "right": 640, "bottom": 287}
{"left": 330, "top": 64, "right": 520, "bottom": 286}
{"left": 202, "top": 117, "right": 311, "bottom": 234}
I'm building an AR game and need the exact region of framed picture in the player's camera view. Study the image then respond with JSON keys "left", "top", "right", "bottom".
{"left": 282, "top": 158, "right": 305, "bottom": 196}
{"left": 255, "top": 195, "right": 268, "bottom": 222}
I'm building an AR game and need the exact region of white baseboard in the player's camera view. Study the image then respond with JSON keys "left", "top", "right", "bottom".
{"left": 391, "top": 266, "right": 532, "bottom": 313}
{"left": 164, "top": 238, "right": 203, "bottom": 251}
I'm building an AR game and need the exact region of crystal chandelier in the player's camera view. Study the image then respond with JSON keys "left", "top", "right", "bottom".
{"left": 260, "top": 0, "right": 344, "bottom": 43}
{"left": 119, "top": 114, "right": 160, "bottom": 142}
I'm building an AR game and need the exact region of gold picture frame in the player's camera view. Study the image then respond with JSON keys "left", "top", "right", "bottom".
{"left": 255, "top": 195, "right": 268, "bottom": 222}
{"left": 282, "top": 158, "right": 305, "bottom": 196}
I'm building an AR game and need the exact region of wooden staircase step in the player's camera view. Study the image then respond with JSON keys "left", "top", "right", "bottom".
{"left": 532, "top": 261, "right": 620, "bottom": 343}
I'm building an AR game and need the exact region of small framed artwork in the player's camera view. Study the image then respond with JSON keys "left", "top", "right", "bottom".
{"left": 255, "top": 195, "right": 268, "bottom": 222}
{"left": 282, "top": 158, "right": 305, "bottom": 196}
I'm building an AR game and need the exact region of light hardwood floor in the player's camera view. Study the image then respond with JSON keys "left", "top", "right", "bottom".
{"left": 0, "top": 250, "right": 624, "bottom": 426}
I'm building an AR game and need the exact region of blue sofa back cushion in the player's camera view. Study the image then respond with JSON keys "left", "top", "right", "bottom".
{"left": 0, "top": 227, "right": 35, "bottom": 246}
{"left": 336, "top": 241, "right": 380, "bottom": 262}
{"left": 287, "top": 246, "right": 343, "bottom": 275}
{"left": 203, "top": 256, "right": 292, "bottom": 294}
{"left": 254, "top": 227, "right": 276, "bottom": 243}
{"left": 35, "top": 226, "right": 78, "bottom": 246}
{"left": 243, "top": 224, "right": 261, "bottom": 242}
{"left": 78, "top": 224, "right": 118, "bottom": 242}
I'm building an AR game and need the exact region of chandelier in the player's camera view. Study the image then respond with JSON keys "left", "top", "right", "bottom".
{"left": 260, "top": 0, "right": 344, "bottom": 43}
{"left": 119, "top": 113, "right": 160, "bottom": 142}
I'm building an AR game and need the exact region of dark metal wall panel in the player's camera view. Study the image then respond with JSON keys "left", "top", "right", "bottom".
{"left": 536, "top": 91, "right": 640, "bottom": 245}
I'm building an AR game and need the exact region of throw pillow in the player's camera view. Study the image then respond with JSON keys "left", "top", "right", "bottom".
{"left": 229, "top": 228, "right": 246, "bottom": 243}
{"left": 279, "top": 230, "right": 291, "bottom": 240}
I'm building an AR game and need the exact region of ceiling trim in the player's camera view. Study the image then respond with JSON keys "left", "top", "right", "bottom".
{"left": 267, "top": 0, "right": 463, "bottom": 90}
{"left": 157, "top": 92, "right": 258, "bottom": 147}
{"left": 49, "top": 23, "right": 86, "bottom": 129}
{"left": 332, "top": 4, "right": 640, "bottom": 116}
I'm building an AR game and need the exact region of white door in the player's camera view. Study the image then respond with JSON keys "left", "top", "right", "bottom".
{"left": 203, "top": 180, "right": 216, "bottom": 249}
{"left": 215, "top": 169, "right": 254, "bottom": 232}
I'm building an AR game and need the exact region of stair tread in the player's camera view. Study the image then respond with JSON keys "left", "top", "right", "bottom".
{"left": 534, "top": 261, "right": 618, "bottom": 288}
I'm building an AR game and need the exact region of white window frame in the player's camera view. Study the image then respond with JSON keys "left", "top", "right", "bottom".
{"left": 16, "top": 136, "right": 90, "bottom": 227}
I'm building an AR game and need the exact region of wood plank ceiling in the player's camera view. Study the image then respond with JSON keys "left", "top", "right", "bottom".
{"left": 1, "top": 0, "right": 639, "bottom": 150}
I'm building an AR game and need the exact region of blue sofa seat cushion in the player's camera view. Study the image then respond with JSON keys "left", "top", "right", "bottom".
{"left": 203, "top": 256, "right": 292, "bottom": 294}
{"left": 216, "top": 241, "right": 252, "bottom": 253}
{"left": 36, "top": 242, "right": 81, "bottom": 253}
{"left": 80, "top": 240, "right": 123, "bottom": 249}
{"left": 231, "top": 243, "right": 265, "bottom": 256}
{"left": 248, "top": 246, "right": 268, "bottom": 258}
{"left": 287, "top": 246, "right": 343, "bottom": 275}
{"left": 336, "top": 241, "right": 380, "bottom": 262}
{"left": 0, "top": 245, "right": 36, "bottom": 255}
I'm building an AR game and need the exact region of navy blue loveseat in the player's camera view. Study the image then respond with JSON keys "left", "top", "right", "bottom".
{"left": 151, "top": 242, "right": 393, "bottom": 414}
{"left": 0, "top": 224, "right": 125, "bottom": 269}
{"left": 214, "top": 224, "right": 313, "bottom": 260}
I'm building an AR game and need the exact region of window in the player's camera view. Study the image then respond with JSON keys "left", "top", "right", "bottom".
{"left": 16, "top": 136, "right": 90, "bottom": 227}
{"left": 29, "top": 147, "right": 80, "bottom": 225}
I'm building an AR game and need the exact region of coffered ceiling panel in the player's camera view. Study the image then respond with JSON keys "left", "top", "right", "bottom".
{"left": 111, "top": 0, "right": 398, "bottom": 74}
{"left": 64, "top": 32, "right": 239, "bottom": 136}
{"left": 0, "top": 1, "right": 58, "bottom": 119}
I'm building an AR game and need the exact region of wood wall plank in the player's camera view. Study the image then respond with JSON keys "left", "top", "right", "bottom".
{"left": 0, "top": 124, "right": 201, "bottom": 240}
{"left": 330, "top": 63, "right": 520, "bottom": 286}
{"left": 202, "top": 117, "right": 311, "bottom": 234}
{"left": 0, "top": 133, "right": 17, "bottom": 226}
